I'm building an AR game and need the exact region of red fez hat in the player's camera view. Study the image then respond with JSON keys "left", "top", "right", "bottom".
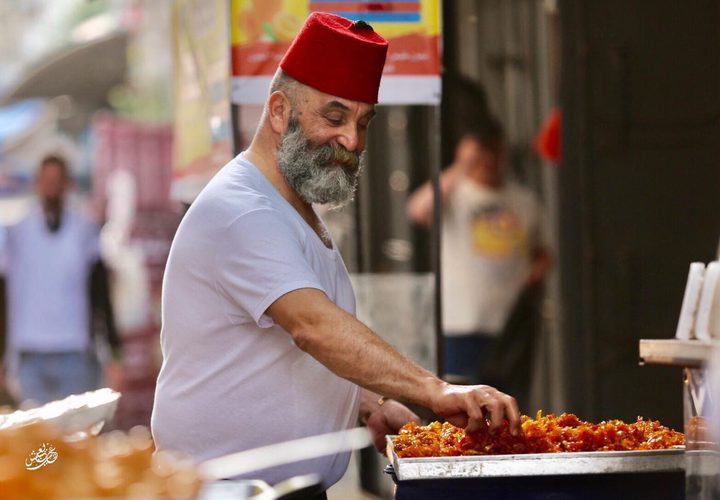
{"left": 280, "top": 12, "right": 389, "bottom": 104}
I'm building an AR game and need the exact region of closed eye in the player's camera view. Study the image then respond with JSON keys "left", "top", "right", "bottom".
{"left": 326, "top": 117, "right": 343, "bottom": 126}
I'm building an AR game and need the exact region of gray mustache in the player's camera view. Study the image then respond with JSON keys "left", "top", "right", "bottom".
{"left": 313, "top": 142, "right": 360, "bottom": 170}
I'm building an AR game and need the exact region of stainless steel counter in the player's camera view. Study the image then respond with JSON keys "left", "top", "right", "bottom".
{"left": 639, "top": 338, "right": 720, "bottom": 499}
{"left": 639, "top": 339, "right": 720, "bottom": 368}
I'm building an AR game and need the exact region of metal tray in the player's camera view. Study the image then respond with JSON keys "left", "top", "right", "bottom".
{"left": 0, "top": 388, "right": 120, "bottom": 437}
{"left": 386, "top": 436, "right": 685, "bottom": 480}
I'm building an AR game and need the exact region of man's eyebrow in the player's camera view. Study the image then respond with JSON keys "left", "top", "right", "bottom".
{"left": 320, "top": 101, "right": 376, "bottom": 121}
{"left": 322, "top": 100, "right": 351, "bottom": 112}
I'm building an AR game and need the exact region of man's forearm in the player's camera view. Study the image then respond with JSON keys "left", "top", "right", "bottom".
{"left": 300, "top": 307, "right": 443, "bottom": 406}
{"left": 271, "top": 289, "right": 445, "bottom": 409}
{"left": 269, "top": 288, "right": 522, "bottom": 434}
{"left": 406, "top": 181, "right": 434, "bottom": 225}
{"left": 406, "top": 168, "right": 460, "bottom": 226}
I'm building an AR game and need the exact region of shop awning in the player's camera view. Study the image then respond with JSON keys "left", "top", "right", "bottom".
{"left": 1, "top": 31, "right": 128, "bottom": 109}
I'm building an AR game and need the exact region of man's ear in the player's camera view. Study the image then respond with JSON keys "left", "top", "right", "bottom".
{"left": 267, "top": 91, "right": 293, "bottom": 135}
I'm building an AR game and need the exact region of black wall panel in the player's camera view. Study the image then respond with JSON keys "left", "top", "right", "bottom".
{"left": 560, "top": 0, "right": 720, "bottom": 428}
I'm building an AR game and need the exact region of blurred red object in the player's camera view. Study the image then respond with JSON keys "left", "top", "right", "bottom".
{"left": 534, "top": 107, "right": 561, "bottom": 163}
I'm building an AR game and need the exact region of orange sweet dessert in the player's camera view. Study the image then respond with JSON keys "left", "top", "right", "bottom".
{"left": 393, "top": 411, "right": 685, "bottom": 458}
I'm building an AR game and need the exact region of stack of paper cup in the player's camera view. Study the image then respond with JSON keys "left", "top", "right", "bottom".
{"left": 676, "top": 262, "right": 720, "bottom": 340}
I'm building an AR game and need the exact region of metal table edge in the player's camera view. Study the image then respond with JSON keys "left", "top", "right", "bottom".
{"left": 386, "top": 436, "right": 685, "bottom": 481}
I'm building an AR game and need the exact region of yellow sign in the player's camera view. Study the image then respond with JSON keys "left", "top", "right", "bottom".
{"left": 171, "top": 0, "right": 233, "bottom": 202}
{"left": 231, "top": 0, "right": 440, "bottom": 44}
{"left": 231, "top": 0, "right": 442, "bottom": 104}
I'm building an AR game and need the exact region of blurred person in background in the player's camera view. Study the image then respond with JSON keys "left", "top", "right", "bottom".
{"left": 407, "top": 118, "right": 551, "bottom": 409}
{"left": 152, "top": 13, "right": 520, "bottom": 496}
{"left": 0, "top": 155, "right": 122, "bottom": 406}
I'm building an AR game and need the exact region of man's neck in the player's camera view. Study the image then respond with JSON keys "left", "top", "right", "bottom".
{"left": 466, "top": 170, "right": 503, "bottom": 190}
{"left": 245, "top": 141, "right": 316, "bottom": 222}
{"left": 42, "top": 208, "right": 63, "bottom": 232}
{"left": 246, "top": 123, "right": 336, "bottom": 248}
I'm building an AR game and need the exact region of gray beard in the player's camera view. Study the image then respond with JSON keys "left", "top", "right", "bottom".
{"left": 277, "top": 118, "right": 365, "bottom": 208}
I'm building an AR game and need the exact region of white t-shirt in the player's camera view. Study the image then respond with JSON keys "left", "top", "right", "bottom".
{"left": 442, "top": 178, "right": 542, "bottom": 336}
{"left": 151, "top": 153, "right": 360, "bottom": 487}
{"left": 2, "top": 206, "right": 99, "bottom": 354}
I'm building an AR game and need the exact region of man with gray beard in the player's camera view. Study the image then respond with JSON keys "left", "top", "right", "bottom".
{"left": 152, "top": 12, "right": 520, "bottom": 495}
{"left": 278, "top": 116, "right": 364, "bottom": 208}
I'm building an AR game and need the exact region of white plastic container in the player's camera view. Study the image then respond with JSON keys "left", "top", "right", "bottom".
{"left": 676, "top": 263, "right": 706, "bottom": 340}
{"left": 695, "top": 262, "right": 720, "bottom": 341}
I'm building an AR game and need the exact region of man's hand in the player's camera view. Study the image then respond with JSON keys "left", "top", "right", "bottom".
{"left": 526, "top": 248, "right": 552, "bottom": 288}
{"left": 430, "top": 383, "right": 521, "bottom": 435}
{"left": 104, "top": 360, "right": 124, "bottom": 392}
{"left": 360, "top": 390, "right": 420, "bottom": 452}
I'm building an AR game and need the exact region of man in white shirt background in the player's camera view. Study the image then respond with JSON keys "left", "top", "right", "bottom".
{"left": 0, "top": 155, "right": 121, "bottom": 406}
{"left": 407, "top": 117, "right": 551, "bottom": 409}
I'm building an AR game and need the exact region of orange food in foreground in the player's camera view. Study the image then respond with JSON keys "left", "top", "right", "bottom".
{"left": 393, "top": 411, "right": 685, "bottom": 458}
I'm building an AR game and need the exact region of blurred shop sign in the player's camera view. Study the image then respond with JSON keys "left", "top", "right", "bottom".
{"left": 171, "top": 0, "right": 233, "bottom": 204}
{"left": 231, "top": 0, "right": 442, "bottom": 105}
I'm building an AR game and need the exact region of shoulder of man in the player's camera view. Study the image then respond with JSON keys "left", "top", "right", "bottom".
{"left": 227, "top": 206, "right": 305, "bottom": 242}
{"left": 4, "top": 209, "right": 36, "bottom": 239}
{"left": 65, "top": 203, "right": 101, "bottom": 227}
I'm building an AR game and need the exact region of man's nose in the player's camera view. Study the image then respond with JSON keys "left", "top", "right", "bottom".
{"left": 336, "top": 125, "right": 362, "bottom": 152}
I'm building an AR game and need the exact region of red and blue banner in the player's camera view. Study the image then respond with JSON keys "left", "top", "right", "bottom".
{"left": 309, "top": 1, "right": 421, "bottom": 23}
